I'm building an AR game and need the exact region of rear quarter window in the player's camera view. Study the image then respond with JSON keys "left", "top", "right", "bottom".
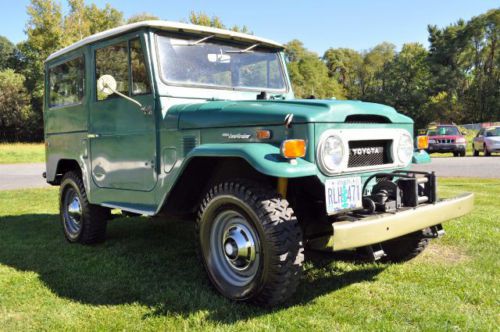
{"left": 48, "top": 56, "right": 85, "bottom": 108}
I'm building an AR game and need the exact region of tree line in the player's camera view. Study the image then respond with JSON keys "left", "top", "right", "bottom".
{"left": 0, "top": 0, "right": 498, "bottom": 141}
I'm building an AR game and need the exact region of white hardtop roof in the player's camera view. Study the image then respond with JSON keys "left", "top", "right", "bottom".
{"left": 46, "top": 20, "right": 284, "bottom": 62}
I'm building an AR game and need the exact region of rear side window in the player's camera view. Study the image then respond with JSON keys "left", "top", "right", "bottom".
{"left": 95, "top": 38, "right": 150, "bottom": 101}
{"left": 48, "top": 56, "right": 85, "bottom": 108}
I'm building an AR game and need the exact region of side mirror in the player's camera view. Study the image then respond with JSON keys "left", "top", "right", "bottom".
{"left": 97, "top": 74, "right": 117, "bottom": 96}
{"left": 96, "top": 74, "right": 142, "bottom": 108}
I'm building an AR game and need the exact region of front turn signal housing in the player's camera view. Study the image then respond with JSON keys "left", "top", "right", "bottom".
{"left": 281, "top": 139, "right": 306, "bottom": 159}
{"left": 417, "top": 135, "right": 429, "bottom": 150}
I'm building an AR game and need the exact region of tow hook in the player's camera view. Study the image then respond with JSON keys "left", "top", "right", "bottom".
{"left": 423, "top": 224, "right": 446, "bottom": 238}
{"left": 365, "top": 243, "right": 386, "bottom": 261}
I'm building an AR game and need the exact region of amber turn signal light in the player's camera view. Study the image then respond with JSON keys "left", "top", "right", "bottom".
{"left": 417, "top": 135, "right": 429, "bottom": 150}
{"left": 256, "top": 129, "right": 271, "bottom": 139}
{"left": 281, "top": 139, "right": 306, "bottom": 159}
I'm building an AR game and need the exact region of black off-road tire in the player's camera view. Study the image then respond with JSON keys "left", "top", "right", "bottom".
{"left": 484, "top": 144, "right": 491, "bottom": 157}
{"left": 453, "top": 152, "right": 458, "bottom": 157}
{"left": 196, "top": 180, "right": 304, "bottom": 307}
{"left": 60, "top": 171, "right": 110, "bottom": 244}
{"left": 381, "top": 228, "right": 430, "bottom": 262}
{"left": 459, "top": 151, "right": 466, "bottom": 157}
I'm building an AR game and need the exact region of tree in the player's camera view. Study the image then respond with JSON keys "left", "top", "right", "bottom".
{"left": 188, "top": 11, "right": 251, "bottom": 33}
{"left": 188, "top": 11, "right": 224, "bottom": 28}
{"left": 383, "top": 43, "right": 433, "bottom": 128}
{"left": 0, "top": 70, "right": 33, "bottom": 130}
{"left": 284, "top": 40, "right": 345, "bottom": 99}
{"left": 127, "top": 13, "right": 159, "bottom": 24}
{"left": 323, "top": 47, "right": 363, "bottom": 99}
{"left": 0, "top": 36, "right": 15, "bottom": 71}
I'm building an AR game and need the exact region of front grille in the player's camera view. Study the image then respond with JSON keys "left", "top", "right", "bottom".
{"left": 436, "top": 139, "right": 455, "bottom": 144}
{"left": 182, "top": 136, "right": 198, "bottom": 155}
{"left": 345, "top": 114, "right": 391, "bottom": 124}
{"left": 348, "top": 140, "right": 392, "bottom": 168}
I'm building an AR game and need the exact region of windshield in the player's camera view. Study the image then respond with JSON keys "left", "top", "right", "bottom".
{"left": 156, "top": 35, "right": 286, "bottom": 91}
{"left": 427, "top": 126, "right": 460, "bottom": 136}
{"left": 486, "top": 127, "right": 500, "bottom": 137}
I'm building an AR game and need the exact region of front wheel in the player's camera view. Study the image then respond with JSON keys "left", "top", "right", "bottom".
{"left": 197, "top": 180, "right": 304, "bottom": 306}
{"left": 381, "top": 228, "right": 430, "bottom": 262}
{"left": 484, "top": 144, "right": 491, "bottom": 157}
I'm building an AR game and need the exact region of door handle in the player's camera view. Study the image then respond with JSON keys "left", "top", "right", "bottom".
{"left": 87, "top": 133, "right": 100, "bottom": 139}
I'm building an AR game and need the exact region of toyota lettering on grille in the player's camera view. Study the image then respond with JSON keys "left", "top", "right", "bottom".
{"left": 350, "top": 147, "right": 381, "bottom": 156}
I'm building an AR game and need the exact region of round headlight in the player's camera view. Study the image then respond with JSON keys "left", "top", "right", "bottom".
{"left": 398, "top": 134, "right": 413, "bottom": 165}
{"left": 318, "top": 135, "right": 344, "bottom": 174}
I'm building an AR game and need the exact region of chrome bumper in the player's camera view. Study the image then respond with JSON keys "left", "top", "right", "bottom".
{"left": 309, "top": 192, "right": 474, "bottom": 251}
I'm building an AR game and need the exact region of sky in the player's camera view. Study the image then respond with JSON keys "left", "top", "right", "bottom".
{"left": 0, "top": 0, "right": 498, "bottom": 54}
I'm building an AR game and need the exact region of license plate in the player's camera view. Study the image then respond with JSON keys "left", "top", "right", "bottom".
{"left": 325, "top": 176, "right": 363, "bottom": 214}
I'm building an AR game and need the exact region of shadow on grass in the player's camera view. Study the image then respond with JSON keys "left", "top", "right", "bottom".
{"left": 0, "top": 213, "right": 384, "bottom": 323}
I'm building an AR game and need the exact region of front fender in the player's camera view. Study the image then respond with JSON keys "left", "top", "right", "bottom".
{"left": 185, "top": 143, "right": 317, "bottom": 178}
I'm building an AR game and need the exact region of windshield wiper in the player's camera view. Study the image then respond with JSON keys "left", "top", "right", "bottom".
{"left": 224, "top": 43, "right": 259, "bottom": 53}
{"left": 171, "top": 35, "right": 215, "bottom": 46}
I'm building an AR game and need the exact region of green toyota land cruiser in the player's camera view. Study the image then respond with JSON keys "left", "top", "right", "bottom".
{"left": 44, "top": 21, "right": 474, "bottom": 306}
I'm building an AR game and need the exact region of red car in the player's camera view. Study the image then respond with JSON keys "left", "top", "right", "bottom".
{"left": 426, "top": 125, "right": 466, "bottom": 157}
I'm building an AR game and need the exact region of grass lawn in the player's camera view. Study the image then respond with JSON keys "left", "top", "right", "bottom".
{"left": 0, "top": 143, "right": 45, "bottom": 164}
{"left": 0, "top": 179, "right": 498, "bottom": 330}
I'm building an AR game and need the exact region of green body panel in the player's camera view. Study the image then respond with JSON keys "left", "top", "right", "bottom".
{"left": 43, "top": 27, "right": 422, "bottom": 216}
{"left": 167, "top": 99, "right": 412, "bottom": 129}
{"left": 412, "top": 150, "right": 432, "bottom": 164}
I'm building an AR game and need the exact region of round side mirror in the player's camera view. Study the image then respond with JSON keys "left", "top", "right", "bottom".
{"left": 97, "top": 75, "right": 117, "bottom": 96}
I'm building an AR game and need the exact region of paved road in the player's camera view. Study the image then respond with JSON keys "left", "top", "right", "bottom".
{"left": 0, "top": 157, "right": 498, "bottom": 191}
{"left": 411, "top": 156, "right": 500, "bottom": 179}
{"left": 0, "top": 163, "right": 48, "bottom": 190}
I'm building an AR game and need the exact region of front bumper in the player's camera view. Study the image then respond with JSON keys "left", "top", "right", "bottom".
{"left": 427, "top": 143, "right": 466, "bottom": 153}
{"left": 308, "top": 192, "right": 474, "bottom": 251}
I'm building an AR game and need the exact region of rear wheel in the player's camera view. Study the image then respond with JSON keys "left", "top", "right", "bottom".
{"left": 381, "top": 228, "right": 429, "bottom": 262}
{"left": 60, "top": 171, "right": 110, "bottom": 244}
{"left": 459, "top": 151, "right": 466, "bottom": 157}
{"left": 197, "top": 180, "right": 304, "bottom": 306}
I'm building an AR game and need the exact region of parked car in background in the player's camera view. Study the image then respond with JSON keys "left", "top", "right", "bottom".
{"left": 473, "top": 126, "right": 500, "bottom": 156}
{"left": 426, "top": 125, "right": 467, "bottom": 157}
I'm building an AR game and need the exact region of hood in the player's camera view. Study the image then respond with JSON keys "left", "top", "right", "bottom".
{"left": 485, "top": 136, "right": 500, "bottom": 143}
{"left": 167, "top": 99, "right": 413, "bottom": 129}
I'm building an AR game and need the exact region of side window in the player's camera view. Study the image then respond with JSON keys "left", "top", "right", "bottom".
{"left": 130, "top": 38, "right": 151, "bottom": 95}
{"left": 49, "top": 56, "right": 84, "bottom": 108}
{"left": 95, "top": 41, "right": 129, "bottom": 101}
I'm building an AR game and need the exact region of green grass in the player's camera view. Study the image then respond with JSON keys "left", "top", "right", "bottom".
{"left": 0, "top": 143, "right": 45, "bottom": 164}
{"left": 0, "top": 179, "right": 498, "bottom": 331}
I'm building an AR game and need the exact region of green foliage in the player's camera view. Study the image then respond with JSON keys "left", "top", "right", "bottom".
{"left": 127, "top": 13, "right": 159, "bottom": 24}
{"left": 188, "top": 11, "right": 251, "bottom": 33}
{"left": 0, "top": 36, "right": 15, "bottom": 71}
{"left": 0, "top": 70, "right": 34, "bottom": 130}
{"left": 285, "top": 40, "right": 345, "bottom": 99}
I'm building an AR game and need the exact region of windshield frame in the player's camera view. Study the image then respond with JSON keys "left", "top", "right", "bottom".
{"left": 154, "top": 32, "right": 289, "bottom": 93}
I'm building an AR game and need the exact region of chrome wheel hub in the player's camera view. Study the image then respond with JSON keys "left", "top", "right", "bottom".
{"left": 210, "top": 209, "right": 260, "bottom": 286}
{"left": 63, "top": 188, "right": 82, "bottom": 239}
{"left": 223, "top": 224, "right": 256, "bottom": 270}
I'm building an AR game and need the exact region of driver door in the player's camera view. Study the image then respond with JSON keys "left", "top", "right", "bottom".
{"left": 89, "top": 35, "right": 157, "bottom": 191}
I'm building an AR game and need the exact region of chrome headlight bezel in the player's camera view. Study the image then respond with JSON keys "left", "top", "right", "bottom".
{"left": 316, "top": 133, "right": 345, "bottom": 175}
{"left": 397, "top": 133, "right": 414, "bottom": 165}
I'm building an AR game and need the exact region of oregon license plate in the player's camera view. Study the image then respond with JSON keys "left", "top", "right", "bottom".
{"left": 325, "top": 176, "right": 363, "bottom": 214}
